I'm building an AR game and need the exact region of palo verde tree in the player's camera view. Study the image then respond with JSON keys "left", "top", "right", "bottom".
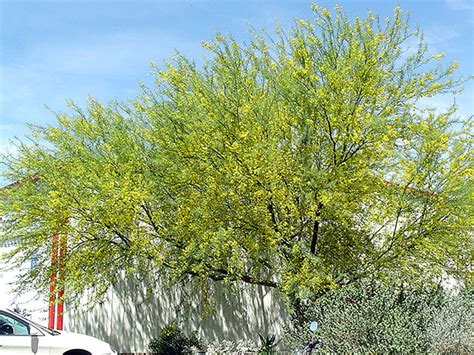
{"left": 1, "top": 5, "right": 472, "bottom": 302}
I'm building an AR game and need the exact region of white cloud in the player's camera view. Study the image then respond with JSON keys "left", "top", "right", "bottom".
{"left": 446, "top": 0, "right": 474, "bottom": 11}
{"left": 395, "top": 24, "right": 460, "bottom": 66}
{"left": 0, "top": 140, "right": 19, "bottom": 157}
{"left": 0, "top": 28, "right": 204, "bottom": 151}
{"left": 417, "top": 84, "right": 473, "bottom": 120}
{"left": 424, "top": 26, "right": 459, "bottom": 47}
{"left": 24, "top": 29, "right": 203, "bottom": 77}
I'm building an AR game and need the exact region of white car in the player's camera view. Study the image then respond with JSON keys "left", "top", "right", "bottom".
{"left": 0, "top": 308, "right": 116, "bottom": 354}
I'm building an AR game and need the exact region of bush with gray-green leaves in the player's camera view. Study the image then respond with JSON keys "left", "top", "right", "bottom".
{"left": 205, "top": 339, "right": 259, "bottom": 354}
{"left": 427, "top": 287, "right": 473, "bottom": 353}
{"left": 284, "top": 280, "right": 473, "bottom": 353}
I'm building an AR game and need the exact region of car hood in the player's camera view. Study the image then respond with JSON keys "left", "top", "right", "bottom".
{"left": 50, "top": 330, "right": 115, "bottom": 354}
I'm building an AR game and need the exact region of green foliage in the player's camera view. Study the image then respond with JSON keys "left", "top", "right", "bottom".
{"left": 284, "top": 281, "right": 473, "bottom": 353}
{"left": 205, "top": 339, "right": 258, "bottom": 353}
{"left": 257, "top": 333, "right": 279, "bottom": 354}
{"left": 427, "top": 288, "right": 474, "bottom": 353}
{"left": 148, "top": 322, "right": 202, "bottom": 355}
{"left": 0, "top": 4, "right": 472, "bottom": 302}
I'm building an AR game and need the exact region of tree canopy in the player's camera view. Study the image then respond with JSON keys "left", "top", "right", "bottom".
{"left": 1, "top": 4, "right": 472, "bottom": 302}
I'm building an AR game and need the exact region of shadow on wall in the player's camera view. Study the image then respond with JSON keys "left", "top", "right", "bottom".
{"left": 65, "top": 275, "right": 289, "bottom": 353}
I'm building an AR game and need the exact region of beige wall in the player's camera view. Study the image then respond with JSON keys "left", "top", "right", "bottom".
{"left": 64, "top": 276, "right": 289, "bottom": 353}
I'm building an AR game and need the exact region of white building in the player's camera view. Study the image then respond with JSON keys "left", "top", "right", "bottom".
{"left": 0, "top": 244, "right": 48, "bottom": 325}
{"left": 0, "top": 239, "right": 288, "bottom": 352}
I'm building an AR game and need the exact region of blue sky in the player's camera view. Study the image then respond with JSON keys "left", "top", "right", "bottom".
{"left": 0, "top": 0, "right": 473, "bottom": 167}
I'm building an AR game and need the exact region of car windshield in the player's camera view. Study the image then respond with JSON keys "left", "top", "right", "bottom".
{"left": 5, "top": 309, "right": 60, "bottom": 336}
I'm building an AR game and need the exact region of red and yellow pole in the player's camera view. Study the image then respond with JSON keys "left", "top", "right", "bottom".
{"left": 56, "top": 233, "right": 67, "bottom": 330}
{"left": 48, "top": 230, "right": 67, "bottom": 330}
{"left": 48, "top": 233, "right": 59, "bottom": 329}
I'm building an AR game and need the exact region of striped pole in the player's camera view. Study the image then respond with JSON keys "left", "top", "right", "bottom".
{"left": 56, "top": 233, "right": 67, "bottom": 330}
{"left": 48, "top": 233, "right": 59, "bottom": 329}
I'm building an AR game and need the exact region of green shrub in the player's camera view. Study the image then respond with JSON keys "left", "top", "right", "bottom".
{"left": 258, "top": 333, "right": 280, "bottom": 354}
{"left": 205, "top": 339, "right": 258, "bottom": 353}
{"left": 428, "top": 288, "right": 474, "bottom": 354}
{"left": 148, "top": 321, "right": 202, "bottom": 355}
{"left": 284, "top": 280, "right": 451, "bottom": 353}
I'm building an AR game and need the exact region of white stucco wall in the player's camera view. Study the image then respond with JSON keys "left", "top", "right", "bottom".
{"left": 64, "top": 275, "right": 289, "bottom": 353}
{"left": 0, "top": 246, "right": 48, "bottom": 325}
